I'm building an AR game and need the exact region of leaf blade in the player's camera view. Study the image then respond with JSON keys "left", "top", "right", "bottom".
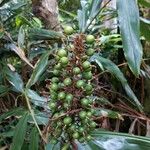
{"left": 117, "top": 0, "right": 143, "bottom": 76}
{"left": 10, "top": 112, "right": 29, "bottom": 150}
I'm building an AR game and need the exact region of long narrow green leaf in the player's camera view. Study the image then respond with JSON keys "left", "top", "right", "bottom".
{"left": 5, "top": 67, "right": 24, "bottom": 92}
{"left": 26, "top": 52, "right": 50, "bottom": 88}
{"left": 28, "top": 28, "right": 63, "bottom": 40}
{"left": 117, "top": 0, "right": 143, "bottom": 77}
{"left": 29, "top": 127, "right": 39, "bottom": 150}
{"left": 10, "top": 112, "right": 29, "bottom": 150}
{"left": 90, "top": 54, "right": 143, "bottom": 111}
{"left": 76, "top": 130, "right": 150, "bottom": 150}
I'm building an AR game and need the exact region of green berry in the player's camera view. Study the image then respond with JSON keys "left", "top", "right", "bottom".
{"left": 76, "top": 80, "right": 85, "bottom": 88}
{"left": 78, "top": 127, "right": 84, "bottom": 133}
{"left": 51, "top": 77, "right": 59, "bottom": 83}
{"left": 82, "top": 61, "right": 91, "bottom": 70}
{"left": 70, "top": 124, "right": 76, "bottom": 130}
{"left": 79, "top": 111, "right": 87, "bottom": 119}
{"left": 54, "top": 63, "right": 61, "bottom": 70}
{"left": 65, "top": 93, "right": 73, "bottom": 102}
{"left": 58, "top": 92, "right": 66, "bottom": 100}
{"left": 51, "top": 92, "right": 57, "bottom": 100}
{"left": 73, "top": 67, "right": 81, "bottom": 75}
{"left": 86, "top": 48, "right": 95, "bottom": 56}
{"left": 53, "top": 69, "right": 60, "bottom": 76}
{"left": 87, "top": 112, "right": 92, "bottom": 117}
{"left": 63, "top": 78, "right": 72, "bottom": 86}
{"left": 49, "top": 102, "right": 56, "bottom": 109}
{"left": 72, "top": 132, "right": 79, "bottom": 139}
{"left": 81, "top": 98, "right": 89, "bottom": 106}
{"left": 83, "top": 71, "right": 92, "bottom": 80}
{"left": 86, "top": 35, "right": 95, "bottom": 44}
{"left": 85, "top": 84, "right": 93, "bottom": 91}
{"left": 51, "top": 83, "right": 59, "bottom": 91}
{"left": 57, "top": 49, "right": 67, "bottom": 57}
{"left": 90, "top": 121, "right": 97, "bottom": 128}
{"left": 63, "top": 117, "right": 72, "bottom": 125}
{"left": 64, "top": 26, "right": 74, "bottom": 35}
{"left": 86, "top": 135, "right": 92, "bottom": 141}
{"left": 60, "top": 57, "right": 69, "bottom": 65}
{"left": 53, "top": 113, "right": 59, "bottom": 118}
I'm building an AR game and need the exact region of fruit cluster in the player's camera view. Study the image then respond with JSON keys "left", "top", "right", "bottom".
{"left": 48, "top": 26, "right": 96, "bottom": 143}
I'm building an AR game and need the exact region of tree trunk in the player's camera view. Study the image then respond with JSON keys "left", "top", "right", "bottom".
{"left": 32, "top": 0, "right": 61, "bottom": 31}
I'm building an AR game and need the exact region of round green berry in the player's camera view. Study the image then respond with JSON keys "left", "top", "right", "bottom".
{"left": 86, "top": 135, "right": 92, "bottom": 141}
{"left": 76, "top": 80, "right": 85, "bottom": 88}
{"left": 51, "top": 92, "right": 57, "bottom": 100}
{"left": 86, "top": 48, "right": 95, "bottom": 56}
{"left": 63, "top": 103, "right": 69, "bottom": 109}
{"left": 51, "top": 77, "right": 59, "bottom": 83}
{"left": 49, "top": 102, "right": 56, "bottom": 109}
{"left": 86, "top": 35, "right": 95, "bottom": 44}
{"left": 57, "top": 49, "right": 67, "bottom": 57}
{"left": 58, "top": 92, "right": 66, "bottom": 100}
{"left": 60, "top": 57, "right": 69, "bottom": 65}
{"left": 83, "top": 71, "right": 92, "bottom": 80}
{"left": 79, "top": 111, "right": 87, "bottom": 119}
{"left": 73, "top": 67, "right": 81, "bottom": 75}
{"left": 90, "top": 121, "right": 97, "bottom": 128}
{"left": 82, "top": 61, "right": 91, "bottom": 70}
{"left": 85, "top": 84, "right": 93, "bottom": 91}
{"left": 78, "top": 127, "right": 84, "bottom": 133}
{"left": 81, "top": 98, "right": 89, "bottom": 106}
{"left": 63, "top": 78, "right": 72, "bottom": 86}
{"left": 64, "top": 26, "right": 74, "bottom": 35}
{"left": 54, "top": 63, "right": 61, "bottom": 70}
{"left": 63, "top": 117, "right": 72, "bottom": 125}
{"left": 72, "top": 132, "right": 79, "bottom": 139}
{"left": 87, "top": 111, "right": 92, "bottom": 117}
{"left": 65, "top": 93, "right": 73, "bottom": 102}
{"left": 51, "top": 83, "right": 59, "bottom": 91}
{"left": 53, "top": 69, "right": 60, "bottom": 76}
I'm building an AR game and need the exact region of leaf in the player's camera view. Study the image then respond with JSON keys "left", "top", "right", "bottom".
{"left": 77, "top": 2, "right": 89, "bottom": 33}
{"left": 77, "top": 0, "right": 102, "bottom": 33}
{"left": 90, "top": 54, "right": 143, "bottom": 111}
{"left": 18, "top": 26, "right": 25, "bottom": 48}
{"left": 0, "top": 108, "right": 25, "bottom": 122}
{"left": 8, "top": 44, "right": 34, "bottom": 68}
{"left": 5, "top": 67, "right": 24, "bottom": 92}
{"left": 138, "top": 0, "right": 150, "bottom": 7}
{"left": 25, "top": 89, "right": 48, "bottom": 108}
{"left": 76, "top": 130, "right": 150, "bottom": 150}
{"left": 117, "top": 0, "right": 143, "bottom": 77}
{"left": 10, "top": 112, "right": 29, "bottom": 150}
{"left": 90, "top": 130, "right": 150, "bottom": 150}
{"left": 28, "top": 28, "right": 63, "bottom": 40}
{"left": 140, "top": 17, "right": 150, "bottom": 41}
{"left": 26, "top": 52, "right": 50, "bottom": 88}
{"left": 29, "top": 127, "right": 39, "bottom": 150}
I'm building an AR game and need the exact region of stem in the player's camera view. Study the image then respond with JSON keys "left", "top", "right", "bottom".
{"left": 24, "top": 91, "right": 47, "bottom": 143}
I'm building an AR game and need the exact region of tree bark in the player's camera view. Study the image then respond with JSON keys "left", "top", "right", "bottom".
{"left": 32, "top": 0, "right": 61, "bottom": 31}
